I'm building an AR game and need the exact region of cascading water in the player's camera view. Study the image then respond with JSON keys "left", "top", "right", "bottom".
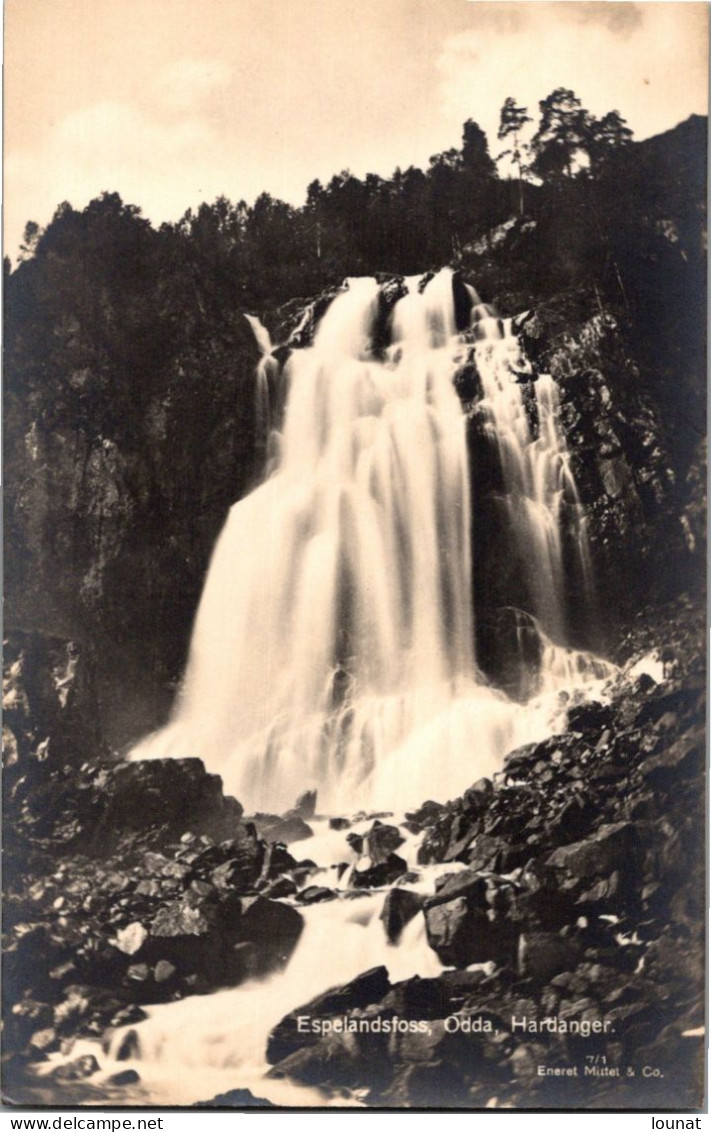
{"left": 132, "top": 269, "right": 611, "bottom": 813}
{"left": 243, "top": 313, "right": 281, "bottom": 470}
{"left": 65, "top": 268, "right": 620, "bottom": 1108}
{"left": 47, "top": 827, "right": 460, "bottom": 1107}
{"left": 470, "top": 303, "right": 594, "bottom": 645}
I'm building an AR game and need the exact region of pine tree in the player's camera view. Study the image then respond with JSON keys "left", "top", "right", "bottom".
{"left": 497, "top": 98, "right": 533, "bottom": 214}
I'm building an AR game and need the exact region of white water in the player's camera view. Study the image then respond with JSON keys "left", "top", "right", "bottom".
{"left": 133, "top": 270, "right": 609, "bottom": 813}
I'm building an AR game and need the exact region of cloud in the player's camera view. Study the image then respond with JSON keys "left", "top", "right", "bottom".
{"left": 565, "top": 3, "right": 644, "bottom": 36}
{"left": 153, "top": 58, "right": 233, "bottom": 113}
{"left": 437, "top": 2, "right": 707, "bottom": 156}
{"left": 4, "top": 54, "right": 240, "bottom": 253}
{"left": 462, "top": 3, "right": 527, "bottom": 34}
{"left": 5, "top": 94, "right": 233, "bottom": 254}
{"left": 56, "top": 100, "right": 207, "bottom": 163}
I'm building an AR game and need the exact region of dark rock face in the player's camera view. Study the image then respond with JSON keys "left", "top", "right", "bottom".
{"left": 466, "top": 273, "right": 703, "bottom": 688}
{"left": 6, "top": 292, "right": 262, "bottom": 753}
{"left": 3, "top": 632, "right": 105, "bottom": 774}
{"left": 274, "top": 285, "right": 344, "bottom": 349}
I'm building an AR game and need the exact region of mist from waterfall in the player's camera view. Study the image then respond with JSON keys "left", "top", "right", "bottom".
{"left": 132, "top": 270, "right": 611, "bottom": 811}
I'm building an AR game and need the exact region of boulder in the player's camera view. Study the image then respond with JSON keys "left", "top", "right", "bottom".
{"left": 363, "top": 821, "right": 405, "bottom": 865}
{"left": 107, "top": 1069, "right": 141, "bottom": 1087}
{"left": 424, "top": 897, "right": 516, "bottom": 968}
{"left": 11, "top": 756, "right": 246, "bottom": 855}
{"left": 381, "top": 1059, "right": 469, "bottom": 1108}
{"left": 114, "top": 922, "right": 148, "bottom": 957}
{"left": 153, "top": 960, "right": 177, "bottom": 984}
{"left": 379, "top": 888, "right": 423, "bottom": 943}
{"left": 287, "top": 790, "right": 317, "bottom": 821}
{"left": 150, "top": 896, "right": 220, "bottom": 940}
{"left": 405, "top": 800, "right": 445, "bottom": 826}
{"left": 111, "top": 1028, "right": 140, "bottom": 1061}
{"left": 96, "top": 759, "right": 244, "bottom": 845}
{"left": 428, "top": 868, "right": 488, "bottom": 908}
{"left": 260, "top": 876, "right": 298, "bottom": 899}
{"left": 257, "top": 841, "right": 298, "bottom": 884}
{"left": 51, "top": 1054, "right": 100, "bottom": 1081}
{"left": 7, "top": 998, "right": 54, "bottom": 1050}
{"left": 545, "top": 822, "right": 640, "bottom": 885}
{"left": 27, "top": 1028, "right": 59, "bottom": 1056}
{"left": 346, "top": 831, "right": 364, "bottom": 854}
{"left": 349, "top": 854, "right": 407, "bottom": 889}
{"left": 250, "top": 813, "right": 313, "bottom": 845}
{"left": 640, "top": 729, "right": 704, "bottom": 785}
{"left": 196, "top": 1088, "right": 274, "bottom": 1107}
{"left": 517, "top": 932, "right": 581, "bottom": 982}
{"left": 268, "top": 1032, "right": 375, "bottom": 1090}
{"left": 297, "top": 886, "right": 337, "bottom": 905}
{"left": 236, "top": 897, "right": 304, "bottom": 972}
{"left": 381, "top": 976, "right": 448, "bottom": 1019}
{"left": 208, "top": 826, "right": 264, "bottom": 890}
{"left": 266, "top": 966, "right": 391, "bottom": 1065}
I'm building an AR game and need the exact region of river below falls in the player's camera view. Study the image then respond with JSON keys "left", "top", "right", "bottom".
{"left": 36, "top": 671, "right": 618, "bottom": 1108}
{"left": 39, "top": 817, "right": 464, "bottom": 1107}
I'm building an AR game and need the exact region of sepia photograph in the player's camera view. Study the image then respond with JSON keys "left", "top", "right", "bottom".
{"left": 3, "top": 0, "right": 707, "bottom": 1112}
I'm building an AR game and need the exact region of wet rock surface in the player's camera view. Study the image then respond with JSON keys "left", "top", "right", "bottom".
{"left": 263, "top": 600, "right": 704, "bottom": 1108}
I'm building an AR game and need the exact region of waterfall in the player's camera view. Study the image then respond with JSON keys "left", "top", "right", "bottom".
{"left": 61, "top": 270, "right": 622, "bottom": 1107}
{"left": 132, "top": 270, "right": 610, "bottom": 812}
{"left": 470, "top": 304, "right": 595, "bottom": 652}
{"left": 243, "top": 314, "right": 280, "bottom": 456}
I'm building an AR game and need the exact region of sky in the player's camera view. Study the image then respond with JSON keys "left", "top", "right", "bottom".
{"left": 4, "top": 0, "right": 708, "bottom": 256}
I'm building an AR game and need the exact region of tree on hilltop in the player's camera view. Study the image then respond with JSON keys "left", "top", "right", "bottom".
{"left": 497, "top": 98, "right": 533, "bottom": 214}
{"left": 530, "top": 88, "right": 590, "bottom": 182}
